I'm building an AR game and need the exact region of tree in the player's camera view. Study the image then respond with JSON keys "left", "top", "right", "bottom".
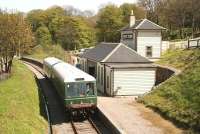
{"left": 35, "top": 26, "right": 52, "bottom": 46}
{"left": 56, "top": 16, "right": 96, "bottom": 50}
{"left": 0, "top": 12, "right": 34, "bottom": 73}
{"left": 120, "top": 3, "right": 146, "bottom": 25}
{"left": 138, "top": 0, "right": 160, "bottom": 23}
{"left": 45, "top": 6, "right": 65, "bottom": 42}
{"left": 26, "top": 9, "right": 47, "bottom": 32}
{"left": 138, "top": 0, "right": 200, "bottom": 39}
{"left": 96, "top": 4, "right": 123, "bottom": 42}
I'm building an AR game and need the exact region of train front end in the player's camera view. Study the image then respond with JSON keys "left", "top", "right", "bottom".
{"left": 64, "top": 80, "right": 97, "bottom": 112}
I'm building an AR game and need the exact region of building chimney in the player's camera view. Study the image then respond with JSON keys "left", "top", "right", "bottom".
{"left": 130, "top": 10, "right": 135, "bottom": 27}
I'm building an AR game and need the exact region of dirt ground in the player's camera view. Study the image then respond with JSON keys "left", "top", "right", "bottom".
{"left": 98, "top": 96, "right": 183, "bottom": 134}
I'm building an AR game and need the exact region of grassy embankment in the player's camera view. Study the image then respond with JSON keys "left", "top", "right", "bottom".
{"left": 138, "top": 49, "right": 200, "bottom": 132}
{"left": 28, "top": 45, "right": 69, "bottom": 61}
{"left": 0, "top": 60, "right": 48, "bottom": 134}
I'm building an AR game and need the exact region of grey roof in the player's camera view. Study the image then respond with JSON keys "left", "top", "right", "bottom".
{"left": 80, "top": 42, "right": 118, "bottom": 62}
{"left": 104, "top": 44, "right": 152, "bottom": 63}
{"left": 105, "top": 63, "right": 156, "bottom": 68}
{"left": 81, "top": 43, "right": 152, "bottom": 64}
{"left": 137, "top": 19, "right": 166, "bottom": 30}
{"left": 121, "top": 20, "right": 143, "bottom": 31}
{"left": 121, "top": 19, "right": 166, "bottom": 31}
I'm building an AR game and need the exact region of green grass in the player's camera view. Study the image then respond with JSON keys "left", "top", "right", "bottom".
{"left": 0, "top": 60, "right": 48, "bottom": 134}
{"left": 138, "top": 49, "right": 200, "bottom": 132}
{"left": 157, "top": 49, "right": 194, "bottom": 70}
{"left": 28, "top": 44, "right": 69, "bottom": 61}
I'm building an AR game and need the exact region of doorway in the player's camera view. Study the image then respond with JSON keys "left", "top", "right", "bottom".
{"left": 88, "top": 66, "right": 95, "bottom": 77}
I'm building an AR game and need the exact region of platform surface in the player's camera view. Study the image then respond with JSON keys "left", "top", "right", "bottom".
{"left": 97, "top": 96, "right": 182, "bottom": 134}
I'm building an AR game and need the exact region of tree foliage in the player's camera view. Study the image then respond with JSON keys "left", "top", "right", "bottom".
{"left": 120, "top": 3, "right": 146, "bottom": 25}
{"left": 56, "top": 17, "right": 96, "bottom": 50}
{"left": 35, "top": 26, "right": 52, "bottom": 46}
{"left": 26, "top": 6, "right": 96, "bottom": 50}
{"left": 26, "top": 9, "right": 47, "bottom": 32}
{"left": 96, "top": 5, "right": 123, "bottom": 42}
{"left": 96, "top": 4, "right": 146, "bottom": 42}
{"left": 138, "top": 0, "right": 200, "bottom": 39}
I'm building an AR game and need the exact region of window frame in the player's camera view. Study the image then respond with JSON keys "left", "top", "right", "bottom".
{"left": 146, "top": 46, "right": 153, "bottom": 57}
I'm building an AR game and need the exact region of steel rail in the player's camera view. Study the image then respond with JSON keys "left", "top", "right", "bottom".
{"left": 70, "top": 117, "right": 78, "bottom": 134}
{"left": 88, "top": 117, "right": 102, "bottom": 134}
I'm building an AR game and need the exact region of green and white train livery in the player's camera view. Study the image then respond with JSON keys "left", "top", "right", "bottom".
{"left": 43, "top": 57, "right": 97, "bottom": 111}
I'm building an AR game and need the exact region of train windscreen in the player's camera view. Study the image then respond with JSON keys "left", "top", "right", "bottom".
{"left": 66, "top": 82, "right": 95, "bottom": 97}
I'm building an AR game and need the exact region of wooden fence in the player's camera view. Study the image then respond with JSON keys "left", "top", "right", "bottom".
{"left": 188, "top": 37, "right": 200, "bottom": 48}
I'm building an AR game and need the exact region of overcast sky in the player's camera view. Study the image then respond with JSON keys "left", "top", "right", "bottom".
{"left": 0, "top": 0, "right": 137, "bottom": 13}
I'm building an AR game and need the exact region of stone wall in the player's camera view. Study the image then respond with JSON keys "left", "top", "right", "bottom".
{"left": 155, "top": 66, "right": 175, "bottom": 86}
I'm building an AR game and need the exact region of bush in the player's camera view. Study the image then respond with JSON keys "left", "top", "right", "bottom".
{"left": 29, "top": 44, "right": 69, "bottom": 61}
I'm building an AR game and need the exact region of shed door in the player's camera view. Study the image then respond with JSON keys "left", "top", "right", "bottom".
{"left": 113, "top": 68, "right": 155, "bottom": 95}
{"left": 88, "top": 67, "right": 95, "bottom": 77}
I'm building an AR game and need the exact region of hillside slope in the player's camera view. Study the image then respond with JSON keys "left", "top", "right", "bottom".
{"left": 0, "top": 60, "right": 48, "bottom": 134}
{"left": 138, "top": 49, "right": 200, "bottom": 132}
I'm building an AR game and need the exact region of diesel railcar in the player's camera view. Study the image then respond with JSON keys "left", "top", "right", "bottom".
{"left": 43, "top": 57, "right": 97, "bottom": 111}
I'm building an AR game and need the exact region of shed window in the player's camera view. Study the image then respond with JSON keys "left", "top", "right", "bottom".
{"left": 146, "top": 46, "right": 152, "bottom": 57}
{"left": 107, "top": 76, "right": 109, "bottom": 88}
{"left": 101, "top": 67, "right": 103, "bottom": 85}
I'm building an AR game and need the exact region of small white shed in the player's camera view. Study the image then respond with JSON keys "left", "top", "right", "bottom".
{"left": 105, "top": 64, "right": 156, "bottom": 96}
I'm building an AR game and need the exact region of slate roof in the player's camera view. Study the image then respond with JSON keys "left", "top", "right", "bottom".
{"left": 121, "top": 19, "right": 166, "bottom": 31}
{"left": 121, "top": 20, "right": 143, "bottom": 31}
{"left": 80, "top": 43, "right": 152, "bottom": 64}
{"left": 80, "top": 42, "right": 118, "bottom": 62}
{"left": 104, "top": 44, "right": 151, "bottom": 63}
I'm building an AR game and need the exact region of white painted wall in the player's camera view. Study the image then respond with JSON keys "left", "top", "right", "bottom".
{"left": 113, "top": 68, "right": 155, "bottom": 95}
{"left": 96, "top": 63, "right": 104, "bottom": 93}
{"left": 137, "top": 30, "right": 161, "bottom": 58}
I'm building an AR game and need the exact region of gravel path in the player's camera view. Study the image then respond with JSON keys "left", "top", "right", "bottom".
{"left": 98, "top": 96, "right": 183, "bottom": 134}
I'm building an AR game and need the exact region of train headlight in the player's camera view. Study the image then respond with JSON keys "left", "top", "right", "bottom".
{"left": 70, "top": 101, "right": 73, "bottom": 104}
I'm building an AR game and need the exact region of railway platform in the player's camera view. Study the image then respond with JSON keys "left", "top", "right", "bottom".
{"left": 97, "top": 96, "right": 182, "bottom": 134}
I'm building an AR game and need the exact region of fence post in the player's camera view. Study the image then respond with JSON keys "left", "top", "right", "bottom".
{"left": 188, "top": 40, "right": 190, "bottom": 48}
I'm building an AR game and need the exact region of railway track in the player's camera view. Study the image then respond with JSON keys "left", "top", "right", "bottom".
{"left": 21, "top": 57, "right": 105, "bottom": 134}
{"left": 70, "top": 111, "right": 101, "bottom": 134}
{"left": 71, "top": 118, "right": 100, "bottom": 134}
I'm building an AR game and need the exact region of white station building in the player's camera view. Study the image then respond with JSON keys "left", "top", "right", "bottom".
{"left": 78, "top": 11, "right": 166, "bottom": 96}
